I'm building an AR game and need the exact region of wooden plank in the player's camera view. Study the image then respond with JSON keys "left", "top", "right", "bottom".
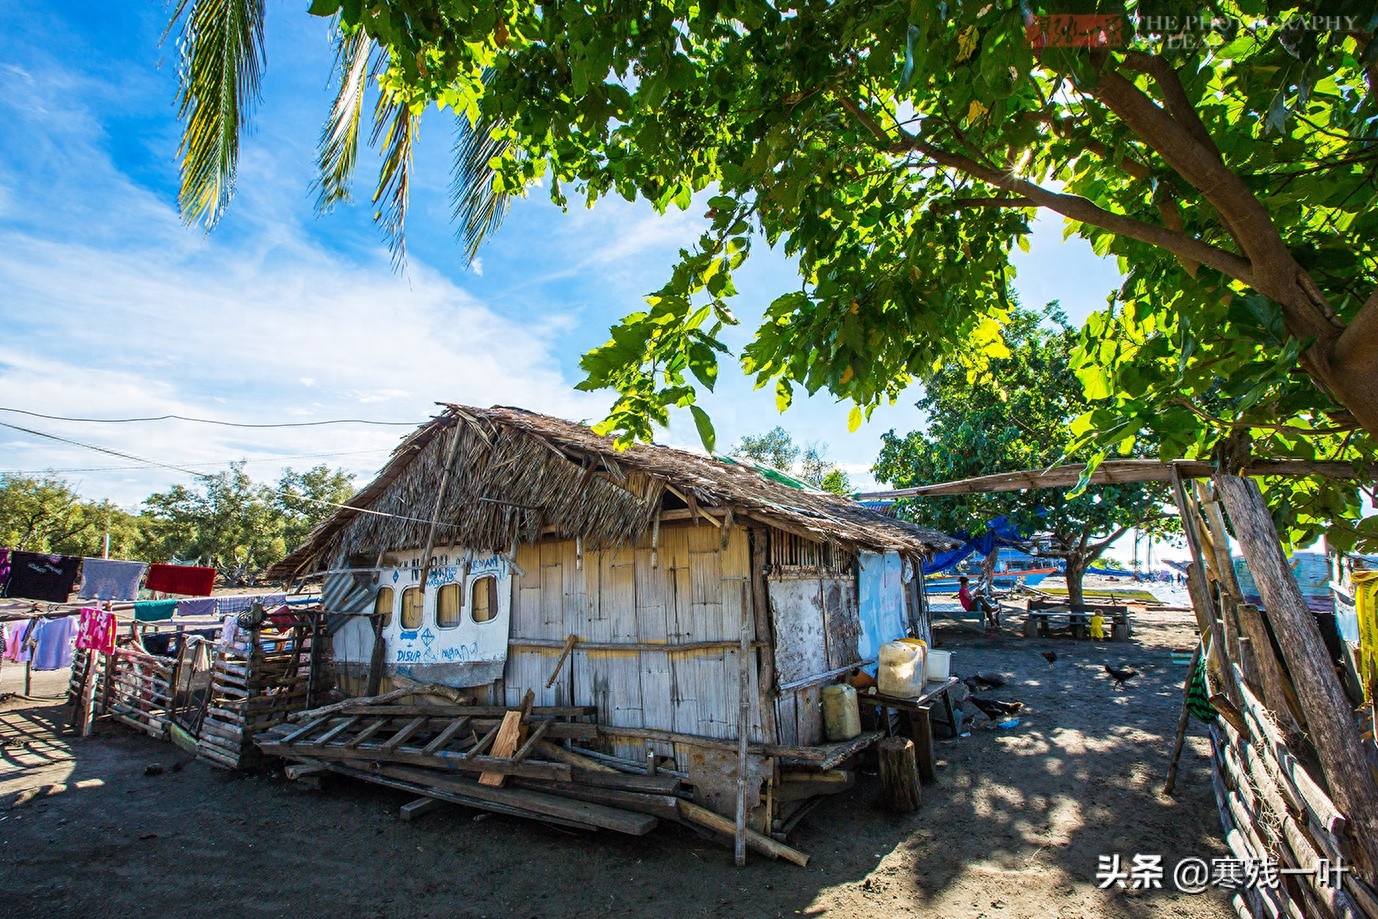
{"left": 380, "top": 764, "right": 657, "bottom": 836}
{"left": 382, "top": 716, "right": 430, "bottom": 752}
{"left": 421, "top": 717, "right": 472, "bottom": 755}
{"left": 1214, "top": 473, "right": 1378, "bottom": 867}
{"left": 508, "top": 778, "right": 681, "bottom": 820}
{"left": 275, "top": 716, "right": 330, "bottom": 745}
{"left": 400, "top": 797, "right": 445, "bottom": 822}
{"left": 257, "top": 741, "right": 574, "bottom": 782}
{"left": 511, "top": 721, "right": 550, "bottom": 763}
{"left": 677, "top": 799, "right": 809, "bottom": 866}
{"left": 479, "top": 711, "right": 526, "bottom": 786}
{"left": 296, "top": 757, "right": 597, "bottom": 832}
{"left": 314, "top": 715, "right": 361, "bottom": 747}
{"left": 344, "top": 717, "right": 393, "bottom": 748}
{"left": 463, "top": 723, "right": 502, "bottom": 759}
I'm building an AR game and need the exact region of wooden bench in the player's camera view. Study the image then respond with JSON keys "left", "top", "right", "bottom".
{"left": 863, "top": 677, "right": 960, "bottom": 786}
{"left": 1022, "top": 600, "right": 1131, "bottom": 641}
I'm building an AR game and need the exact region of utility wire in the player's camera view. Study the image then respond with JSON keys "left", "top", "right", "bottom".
{"left": 2, "top": 448, "right": 391, "bottom": 476}
{"left": 0, "top": 420, "right": 208, "bottom": 478}
{"left": 0, "top": 420, "right": 455, "bottom": 529}
{"left": 0, "top": 406, "right": 422, "bottom": 428}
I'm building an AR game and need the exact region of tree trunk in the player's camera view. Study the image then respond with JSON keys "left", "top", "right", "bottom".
{"left": 979, "top": 547, "right": 999, "bottom": 591}
{"left": 1065, "top": 555, "right": 1087, "bottom": 608}
{"left": 877, "top": 737, "right": 921, "bottom": 813}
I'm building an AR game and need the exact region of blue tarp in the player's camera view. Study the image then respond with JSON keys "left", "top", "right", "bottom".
{"left": 921, "top": 516, "right": 1027, "bottom": 575}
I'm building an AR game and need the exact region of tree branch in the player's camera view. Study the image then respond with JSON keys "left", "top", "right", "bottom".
{"left": 1120, "top": 52, "right": 1224, "bottom": 161}
{"left": 1335, "top": 285, "right": 1378, "bottom": 368}
{"left": 837, "top": 95, "right": 1256, "bottom": 285}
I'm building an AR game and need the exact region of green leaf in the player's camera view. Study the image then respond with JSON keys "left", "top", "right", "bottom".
{"left": 847, "top": 405, "right": 863, "bottom": 432}
{"left": 689, "top": 405, "right": 716, "bottom": 452}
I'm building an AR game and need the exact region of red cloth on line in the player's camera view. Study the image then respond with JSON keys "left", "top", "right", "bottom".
{"left": 144, "top": 563, "right": 216, "bottom": 596}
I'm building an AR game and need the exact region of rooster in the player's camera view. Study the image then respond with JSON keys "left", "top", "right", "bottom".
{"left": 1040, "top": 650, "right": 1057, "bottom": 666}
{"left": 1105, "top": 664, "right": 1138, "bottom": 689}
{"left": 963, "top": 671, "right": 1008, "bottom": 693}
{"left": 969, "top": 697, "right": 1024, "bottom": 721}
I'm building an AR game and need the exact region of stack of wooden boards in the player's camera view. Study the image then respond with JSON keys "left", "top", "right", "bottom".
{"left": 255, "top": 685, "right": 810, "bottom": 866}
{"left": 69, "top": 644, "right": 173, "bottom": 738}
{"left": 195, "top": 613, "right": 331, "bottom": 769}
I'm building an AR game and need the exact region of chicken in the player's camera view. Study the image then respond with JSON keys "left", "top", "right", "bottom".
{"left": 963, "top": 671, "right": 1009, "bottom": 692}
{"left": 969, "top": 697, "right": 1024, "bottom": 721}
{"left": 1105, "top": 664, "right": 1138, "bottom": 689}
{"left": 1040, "top": 650, "right": 1057, "bottom": 665}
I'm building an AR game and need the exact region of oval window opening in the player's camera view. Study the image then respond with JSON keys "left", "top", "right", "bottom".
{"left": 375, "top": 586, "right": 395, "bottom": 629}
{"left": 471, "top": 576, "right": 498, "bottom": 623}
{"left": 437, "top": 583, "right": 462, "bottom": 629}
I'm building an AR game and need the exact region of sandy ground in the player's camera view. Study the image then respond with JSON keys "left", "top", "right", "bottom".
{"left": 0, "top": 603, "right": 1233, "bottom": 918}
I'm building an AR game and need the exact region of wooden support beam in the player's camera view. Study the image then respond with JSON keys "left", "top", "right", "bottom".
{"left": 1213, "top": 473, "right": 1378, "bottom": 880}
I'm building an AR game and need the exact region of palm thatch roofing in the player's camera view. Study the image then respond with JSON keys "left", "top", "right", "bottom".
{"left": 269, "top": 404, "right": 955, "bottom": 579}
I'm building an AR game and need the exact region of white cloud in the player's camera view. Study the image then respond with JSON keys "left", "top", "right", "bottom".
{"left": 0, "top": 50, "right": 603, "bottom": 506}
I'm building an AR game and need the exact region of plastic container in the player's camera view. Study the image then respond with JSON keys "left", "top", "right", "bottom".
{"left": 821, "top": 683, "right": 862, "bottom": 741}
{"left": 877, "top": 639, "right": 927, "bottom": 698}
{"left": 924, "top": 648, "right": 953, "bottom": 682}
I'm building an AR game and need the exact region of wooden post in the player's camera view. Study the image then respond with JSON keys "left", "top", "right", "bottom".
{"left": 734, "top": 613, "right": 751, "bottom": 867}
{"left": 1163, "top": 643, "right": 1202, "bottom": 795}
{"left": 878, "top": 737, "right": 921, "bottom": 813}
{"left": 365, "top": 612, "right": 386, "bottom": 697}
{"left": 1169, "top": 465, "right": 1234, "bottom": 698}
{"left": 417, "top": 419, "right": 465, "bottom": 595}
{"left": 1213, "top": 473, "right": 1378, "bottom": 880}
{"left": 748, "top": 529, "right": 779, "bottom": 742}
{"left": 905, "top": 707, "right": 937, "bottom": 785}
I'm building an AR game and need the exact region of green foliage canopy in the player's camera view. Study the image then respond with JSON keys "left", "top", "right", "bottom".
{"left": 166, "top": 1, "right": 1378, "bottom": 548}
{"left": 874, "top": 304, "right": 1174, "bottom": 601}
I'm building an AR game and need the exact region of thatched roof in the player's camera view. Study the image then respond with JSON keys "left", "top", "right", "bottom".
{"left": 269, "top": 404, "right": 955, "bottom": 579}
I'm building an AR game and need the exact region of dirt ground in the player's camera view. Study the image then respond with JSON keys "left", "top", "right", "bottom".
{"left": 1, "top": 604, "right": 1234, "bottom": 918}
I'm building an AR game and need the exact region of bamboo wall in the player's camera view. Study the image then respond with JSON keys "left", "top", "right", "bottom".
{"left": 499, "top": 521, "right": 765, "bottom": 765}
{"left": 1171, "top": 470, "right": 1378, "bottom": 918}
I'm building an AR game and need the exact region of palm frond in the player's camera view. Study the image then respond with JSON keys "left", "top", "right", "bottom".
{"left": 314, "top": 25, "right": 376, "bottom": 213}
{"left": 371, "top": 88, "right": 421, "bottom": 270}
{"left": 167, "top": 0, "right": 266, "bottom": 228}
{"left": 450, "top": 108, "right": 512, "bottom": 264}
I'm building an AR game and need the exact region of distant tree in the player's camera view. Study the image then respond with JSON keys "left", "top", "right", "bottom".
{"left": 0, "top": 475, "right": 145, "bottom": 557}
{"left": 732, "top": 428, "right": 852, "bottom": 496}
{"left": 275, "top": 465, "right": 357, "bottom": 549}
{"left": 874, "top": 304, "right": 1173, "bottom": 606}
{"left": 731, "top": 427, "right": 799, "bottom": 472}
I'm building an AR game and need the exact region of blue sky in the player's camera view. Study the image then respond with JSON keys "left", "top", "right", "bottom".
{"left": 0, "top": 1, "right": 1125, "bottom": 509}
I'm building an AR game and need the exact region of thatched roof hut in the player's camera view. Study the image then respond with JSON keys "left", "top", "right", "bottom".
{"left": 271, "top": 403, "right": 952, "bottom": 579}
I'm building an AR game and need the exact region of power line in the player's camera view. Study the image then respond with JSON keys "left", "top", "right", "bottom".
{"left": 1, "top": 448, "right": 391, "bottom": 476}
{"left": 0, "top": 406, "right": 422, "bottom": 428}
{"left": 0, "top": 419, "right": 208, "bottom": 478}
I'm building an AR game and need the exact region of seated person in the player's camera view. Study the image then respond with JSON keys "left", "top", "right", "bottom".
{"left": 958, "top": 576, "right": 1000, "bottom": 629}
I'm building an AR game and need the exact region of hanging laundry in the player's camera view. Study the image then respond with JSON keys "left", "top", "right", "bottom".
{"left": 30, "top": 616, "right": 76, "bottom": 671}
{"left": 141, "top": 632, "right": 176, "bottom": 657}
{"left": 78, "top": 557, "right": 147, "bottom": 601}
{"left": 4, "top": 552, "right": 81, "bottom": 603}
{"left": 4, "top": 618, "right": 35, "bottom": 662}
{"left": 75, "top": 607, "right": 117, "bottom": 655}
{"left": 219, "top": 593, "right": 287, "bottom": 617}
{"left": 144, "top": 563, "right": 216, "bottom": 596}
{"left": 175, "top": 597, "right": 218, "bottom": 618}
{"left": 133, "top": 599, "right": 178, "bottom": 622}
